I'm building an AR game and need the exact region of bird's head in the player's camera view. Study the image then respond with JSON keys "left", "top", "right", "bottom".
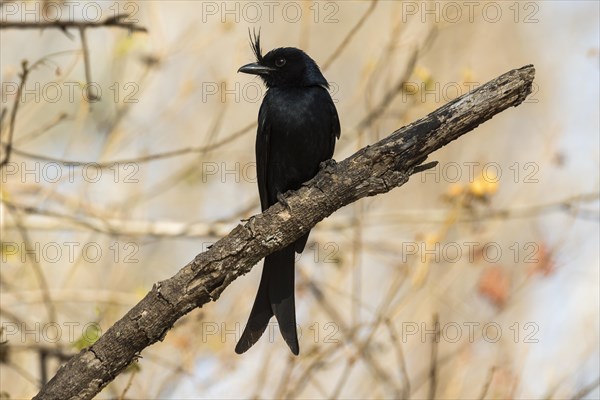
{"left": 238, "top": 30, "right": 329, "bottom": 89}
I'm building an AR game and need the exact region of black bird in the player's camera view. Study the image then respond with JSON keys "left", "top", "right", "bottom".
{"left": 235, "top": 32, "right": 340, "bottom": 355}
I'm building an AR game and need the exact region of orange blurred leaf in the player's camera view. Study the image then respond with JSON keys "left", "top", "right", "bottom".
{"left": 528, "top": 242, "right": 555, "bottom": 277}
{"left": 478, "top": 265, "right": 510, "bottom": 308}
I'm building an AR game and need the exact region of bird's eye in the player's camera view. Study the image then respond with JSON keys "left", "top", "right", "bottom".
{"left": 275, "top": 58, "right": 286, "bottom": 67}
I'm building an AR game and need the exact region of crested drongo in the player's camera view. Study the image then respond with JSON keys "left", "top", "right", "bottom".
{"left": 235, "top": 31, "right": 340, "bottom": 355}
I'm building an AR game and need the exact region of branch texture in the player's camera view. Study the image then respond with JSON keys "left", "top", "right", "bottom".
{"left": 34, "top": 65, "right": 535, "bottom": 400}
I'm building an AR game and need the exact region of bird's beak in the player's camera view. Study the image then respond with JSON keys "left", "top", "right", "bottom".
{"left": 238, "top": 62, "right": 275, "bottom": 76}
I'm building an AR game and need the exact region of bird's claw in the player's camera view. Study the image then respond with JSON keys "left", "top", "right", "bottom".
{"left": 319, "top": 158, "right": 337, "bottom": 170}
{"left": 277, "top": 192, "right": 291, "bottom": 210}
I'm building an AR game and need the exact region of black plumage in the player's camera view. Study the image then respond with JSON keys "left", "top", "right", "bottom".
{"left": 235, "top": 31, "right": 340, "bottom": 355}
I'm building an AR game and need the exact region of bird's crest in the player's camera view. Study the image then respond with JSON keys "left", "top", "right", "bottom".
{"left": 248, "top": 28, "right": 263, "bottom": 62}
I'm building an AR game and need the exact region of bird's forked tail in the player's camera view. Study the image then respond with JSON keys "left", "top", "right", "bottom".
{"left": 235, "top": 245, "right": 299, "bottom": 355}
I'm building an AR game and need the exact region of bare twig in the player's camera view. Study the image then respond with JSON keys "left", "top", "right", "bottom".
{"left": 1, "top": 16, "right": 146, "bottom": 113}
{"left": 300, "top": 271, "right": 403, "bottom": 398}
{"left": 384, "top": 319, "right": 411, "bottom": 399}
{"left": 8, "top": 121, "right": 256, "bottom": 168}
{"left": 3, "top": 202, "right": 57, "bottom": 323}
{"left": 0, "top": 107, "right": 7, "bottom": 132}
{"left": 78, "top": 27, "right": 97, "bottom": 102}
{"left": 329, "top": 360, "right": 357, "bottom": 399}
{"left": 357, "top": 49, "right": 419, "bottom": 129}
{"left": 274, "top": 356, "right": 297, "bottom": 398}
{"left": 118, "top": 367, "right": 138, "bottom": 400}
{"left": 428, "top": 313, "right": 440, "bottom": 400}
{"left": 0, "top": 16, "right": 147, "bottom": 33}
{"left": 0, "top": 60, "right": 29, "bottom": 168}
{"left": 478, "top": 366, "right": 496, "bottom": 400}
{"left": 322, "top": 0, "right": 378, "bottom": 71}
{"left": 14, "top": 112, "right": 70, "bottom": 145}
{"left": 569, "top": 376, "right": 600, "bottom": 400}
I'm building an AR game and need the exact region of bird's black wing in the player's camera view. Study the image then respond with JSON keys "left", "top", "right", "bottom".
{"left": 293, "top": 87, "right": 340, "bottom": 253}
{"left": 329, "top": 93, "right": 341, "bottom": 142}
{"left": 256, "top": 100, "right": 271, "bottom": 212}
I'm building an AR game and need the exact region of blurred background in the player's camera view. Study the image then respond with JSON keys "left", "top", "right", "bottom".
{"left": 1, "top": 1, "right": 598, "bottom": 399}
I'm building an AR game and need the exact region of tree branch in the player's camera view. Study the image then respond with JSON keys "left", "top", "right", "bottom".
{"left": 0, "top": 15, "right": 147, "bottom": 33}
{"left": 34, "top": 65, "right": 535, "bottom": 400}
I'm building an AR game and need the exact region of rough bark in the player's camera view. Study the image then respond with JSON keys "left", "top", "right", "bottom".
{"left": 34, "top": 65, "right": 535, "bottom": 400}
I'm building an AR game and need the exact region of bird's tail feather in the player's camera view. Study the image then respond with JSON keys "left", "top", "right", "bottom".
{"left": 235, "top": 245, "right": 299, "bottom": 355}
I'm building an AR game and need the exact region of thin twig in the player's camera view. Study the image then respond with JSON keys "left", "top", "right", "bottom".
{"left": 570, "top": 376, "right": 600, "bottom": 400}
{"left": 3, "top": 202, "right": 57, "bottom": 324}
{"left": 0, "top": 15, "right": 147, "bottom": 33}
{"left": 0, "top": 60, "right": 29, "bottom": 168}
{"left": 0, "top": 107, "right": 7, "bottom": 132}
{"left": 118, "top": 367, "right": 138, "bottom": 400}
{"left": 358, "top": 49, "right": 419, "bottom": 129}
{"left": 385, "top": 319, "right": 411, "bottom": 399}
{"left": 274, "top": 356, "right": 297, "bottom": 399}
{"left": 329, "top": 359, "right": 356, "bottom": 399}
{"left": 78, "top": 27, "right": 97, "bottom": 102}
{"left": 478, "top": 366, "right": 496, "bottom": 399}
{"left": 428, "top": 313, "right": 440, "bottom": 400}
{"left": 7, "top": 121, "right": 256, "bottom": 168}
{"left": 303, "top": 273, "right": 402, "bottom": 397}
{"left": 14, "top": 112, "right": 70, "bottom": 145}
{"left": 322, "top": 0, "right": 378, "bottom": 71}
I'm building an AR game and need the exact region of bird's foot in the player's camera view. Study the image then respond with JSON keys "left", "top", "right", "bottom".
{"left": 319, "top": 158, "right": 337, "bottom": 170}
{"left": 277, "top": 192, "right": 291, "bottom": 211}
